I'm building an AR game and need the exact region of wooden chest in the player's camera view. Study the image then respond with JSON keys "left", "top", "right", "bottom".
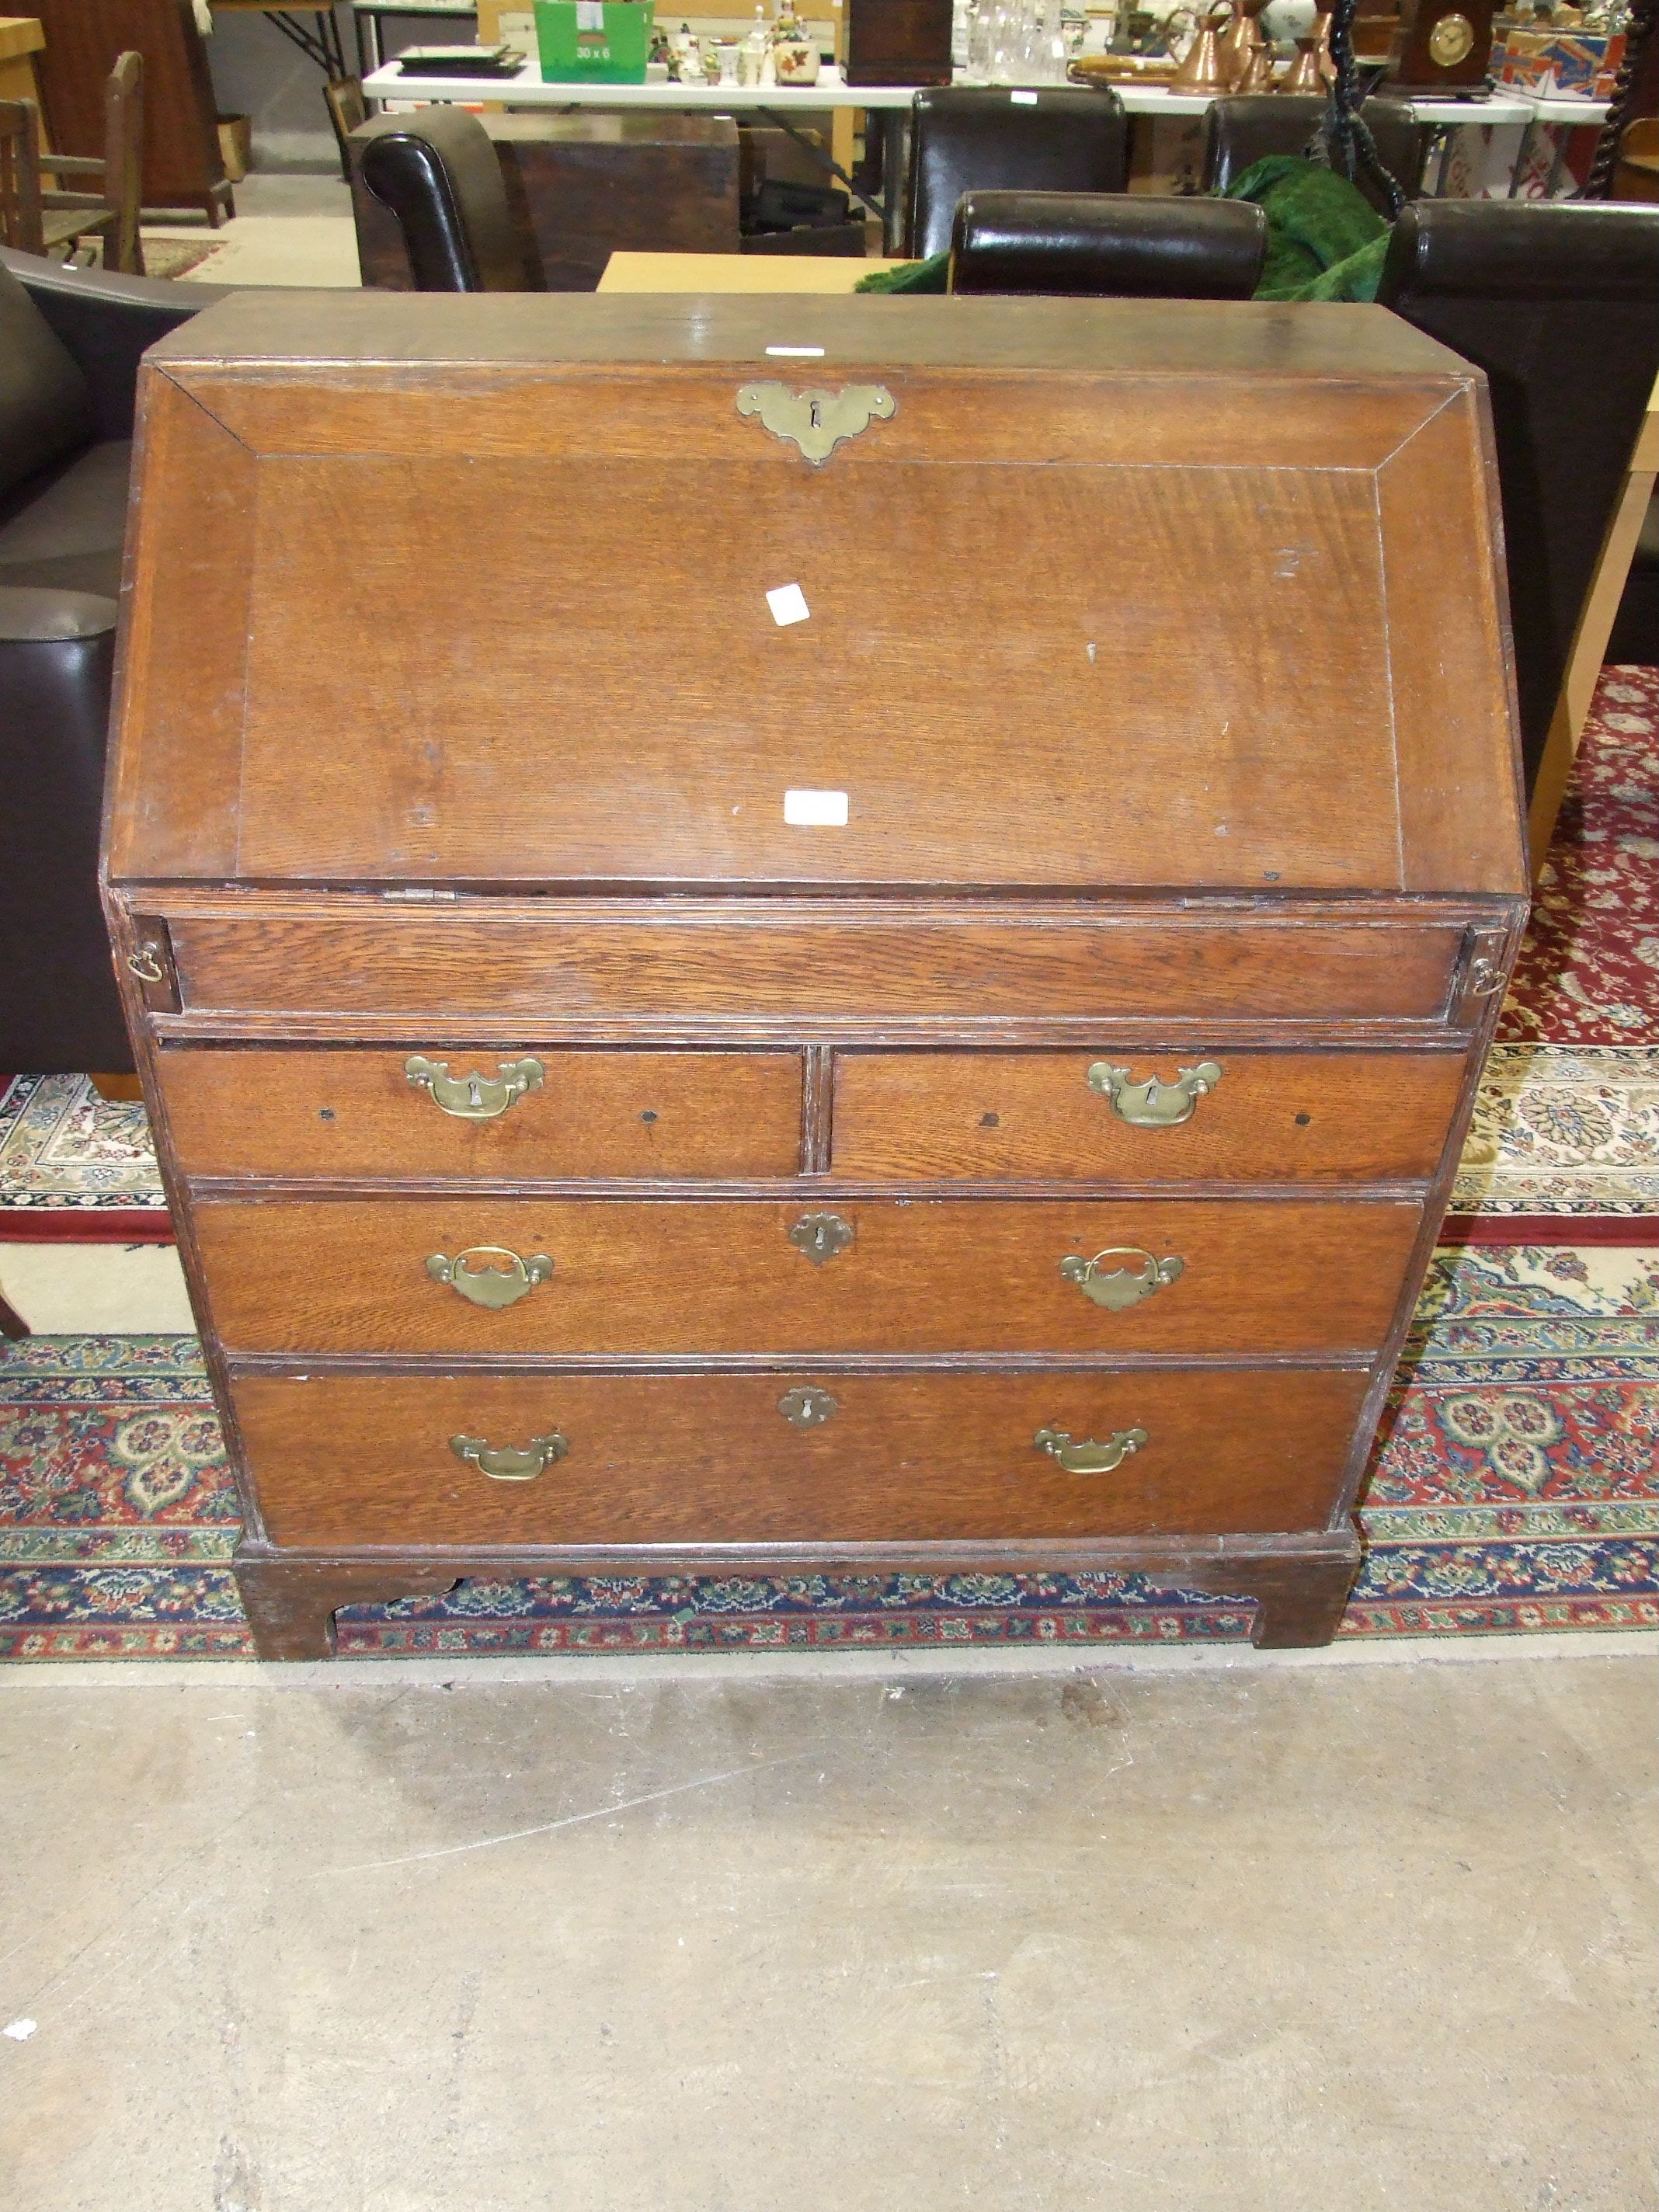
{"left": 103, "top": 293, "right": 1527, "bottom": 1659}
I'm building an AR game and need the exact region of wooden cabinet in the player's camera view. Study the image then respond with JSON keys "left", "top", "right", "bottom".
{"left": 104, "top": 294, "right": 1528, "bottom": 1659}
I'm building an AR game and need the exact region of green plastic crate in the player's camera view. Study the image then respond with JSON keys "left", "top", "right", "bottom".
{"left": 534, "top": 0, "right": 654, "bottom": 82}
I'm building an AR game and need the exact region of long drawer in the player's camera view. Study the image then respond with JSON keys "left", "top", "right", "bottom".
{"left": 831, "top": 1049, "right": 1466, "bottom": 1183}
{"left": 157, "top": 1046, "right": 805, "bottom": 1181}
{"left": 234, "top": 1368, "right": 1371, "bottom": 1547}
{"left": 194, "top": 1196, "right": 1421, "bottom": 1356}
{"left": 156, "top": 906, "right": 1467, "bottom": 1024}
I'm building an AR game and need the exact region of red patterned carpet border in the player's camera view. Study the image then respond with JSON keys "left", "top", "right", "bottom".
{"left": 1497, "top": 666, "right": 1659, "bottom": 1049}
{"left": 2, "top": 1244, "right": 1654, "bottom": 1658}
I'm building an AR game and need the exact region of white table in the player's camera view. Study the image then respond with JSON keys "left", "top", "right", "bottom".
{"left": 360, "top": 61, "right": 1614, "bottom": 243}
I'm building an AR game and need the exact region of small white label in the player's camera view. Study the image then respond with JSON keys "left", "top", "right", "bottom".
{"left": 784, "top": 788, "right": 848, "bottom": 826}
{"left": 576, "top": 2, "right": 605, "bottom": 26}
{"left": 3, "top": 2020, "right": 38, "bottom": 2042}
{"left": 765, "top": 345, "right": 826, "bottom": 357}
{"left": 1009, "top": 87, "right": 1038, "bottom": 103}
{"left": 766, "top": 583, "right": 810, "bottom": 627}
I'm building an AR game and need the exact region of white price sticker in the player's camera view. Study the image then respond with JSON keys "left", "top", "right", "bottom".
{"left": 784, "top": 789, "right": 848, "bottom": 826}
{"left": 766, "top": 583, "right": 811, "bottom": 627}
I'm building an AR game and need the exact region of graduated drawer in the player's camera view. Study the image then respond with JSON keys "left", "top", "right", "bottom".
{"left": 158, "top": 906, "right": 1466, "bottom": 1024}
{"left": 193, "top": 1195, "right": 1420, "bottom": 1356}
{"left": 234, "top": 1368, "right": 1372, "bottom": 1548}
{"left": 157, "top": 1046, "right": 803, "bottom": 1181}
{"left": 832, "top": 1049, "right": 1466, "bottom": 1183}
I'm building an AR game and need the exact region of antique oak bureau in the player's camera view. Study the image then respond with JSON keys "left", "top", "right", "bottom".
{"left": 103, "top": 293, "right": 1528, "bottom": 1659}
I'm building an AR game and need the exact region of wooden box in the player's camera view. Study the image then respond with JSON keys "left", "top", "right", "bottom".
{"left": 844, "top": 0, "right": 955, "bottom": 85}
{"left": 103, "top": 294, "right": 1527, "bottom": 1659}
{"left": 348, "top": 114, "right": 743, "bottom": 292}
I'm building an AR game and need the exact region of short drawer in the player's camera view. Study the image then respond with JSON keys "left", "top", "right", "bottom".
{"left": 159, "top": 906, "right": 1466, "bottom": 1024}
{"left": 831, "top": 1049, "right": 1467, "bottom": 1183}
{"left": 194, "top": 1196, "right": 1421, "bottom": 1357}
{"left": 157, "top": 1046, "right": 804, "bottom": 1181}
{"left": 235, "top": 1367, "right": 1371, "bottom": 1547}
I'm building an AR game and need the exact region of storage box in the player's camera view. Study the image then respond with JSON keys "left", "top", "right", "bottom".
{"left": 216, "top": 113, "right": 252, "bottom": 183}
{"left": 1491, "top": 28, "right": 1626, "bottom": 99}
{"left": 534, "top": 0, "right": 653, "bottom": 82}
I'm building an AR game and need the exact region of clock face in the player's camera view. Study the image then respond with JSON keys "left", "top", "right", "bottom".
{"left": 1428, "top": 9, "right": 1476, "bottom": 64}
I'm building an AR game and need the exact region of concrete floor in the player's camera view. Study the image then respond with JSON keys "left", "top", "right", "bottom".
{"left": 0, "top": 1648, "right": 1653, "bottom": 2212}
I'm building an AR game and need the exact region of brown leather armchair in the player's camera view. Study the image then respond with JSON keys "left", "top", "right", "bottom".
{"left": 905, "top": 85, "right": 1129, "bottom": 259}
{"left": 950, "top": 190, "right": 1268, "bottom": 297}
{"left": 355, "top": 107, "right": 539, "bottom": 291}
{"left": 1, "top": 248, "right": 221, "bottom": 1074}
{"left": 1376, "top": 200, "right": 1659, "bottom": 796}
{"left": 1202, "top": 95, "right": 1430, "bottom": 215}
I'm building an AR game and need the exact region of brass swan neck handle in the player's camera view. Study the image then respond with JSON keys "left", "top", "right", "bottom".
{"left": 405, "top": 1054, "right": 544, "bottom": 1121}
{"left": 1087, "top": 1059, "right": 1222, "bottom": 1128}
{"left": 450, "top": 1431, "right": 568, "bottom": 1482}
{"left": 1034, "top": 1424, "right": 1149, "bottom": 1476}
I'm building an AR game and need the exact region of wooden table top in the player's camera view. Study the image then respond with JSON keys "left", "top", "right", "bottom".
{"left": 598, "top": 252, "right": 912, "bottom": 292}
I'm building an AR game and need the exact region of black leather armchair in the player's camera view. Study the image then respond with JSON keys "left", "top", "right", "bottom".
{"left": 951, "top": 190, "right": 1268, "bottom": 297}
{"left": 905, "top": 85, "right": 1129, "bottom": 260}
{"left": 1, "top": 249, "right": 221, "bottom": 1074}
{"left": 356, "top": 107, "right": 540, "bottom": 291}
{"left": 1202, "top": 95, "right": 1430, "bottom": 215}
{"left": 1376, "top": 200, "right": 1659, "bottom": 796}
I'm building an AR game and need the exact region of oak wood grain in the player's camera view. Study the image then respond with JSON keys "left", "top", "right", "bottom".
{"left": 830, "top": 1048, "right": 1467, "bottom": 1182}
{"left": 192, "top": 1195, "right": 1421, "bottom": 1358}
{"left": 165, "top": 911, "right": 1466, "bottom": 1021}
{"left": 157, "top": 1046, "right": 805, "bottom": 1181}
{"left": 233, "top": 1366, "right": 1371, "bottom": 1546}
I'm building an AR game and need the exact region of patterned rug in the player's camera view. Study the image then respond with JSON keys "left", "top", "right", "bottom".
{"left": 5, "top": 670, "right": 1654, "bottom": 1243}
{"left": 2, "top": 1243, "right": 1654, "bottom": 1657}
{"left": 1449, "top": 666, "right": 1659, "bottom": 1241}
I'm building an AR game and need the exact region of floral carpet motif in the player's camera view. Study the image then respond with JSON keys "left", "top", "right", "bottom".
{"left": 2, "top": 1244, "right": 1654, "bottom": 1658}
{"left": 0, "top": 1073, "right": 165, "bottom": 1216}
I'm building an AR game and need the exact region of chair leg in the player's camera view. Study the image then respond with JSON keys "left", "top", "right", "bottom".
{"left": 0, "top": 1289, "right": 30, "bottom": 1341}
{"left": 88, "top": 1073, "right": 144, "bottom": 1103}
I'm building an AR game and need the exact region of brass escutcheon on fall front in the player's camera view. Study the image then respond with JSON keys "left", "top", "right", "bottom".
{"left": 1059, "top": 1247, "right": 1185, "bottom": 1311}
{"left": 736, "top": 381, "right": 896, "bottom": 467}
{"left": 788, "top": 1212, "right": 854, "bottom": 1266}
{"left": 1033, "top": 1424, "right": 1149, "bottom": 1475}
{"left": 778, "top": 1385, "right": 838, "bottom": 1429}
{"left": 1087, "top": 1059, "right": 1223, "bottom": 1128}
{"left": 405, "top": 1054, "right": 544, "bottom": 1120}
{"left": 450, "top": 1430, "right": 568, "bottom": 1481}
{"left": 425, "top": 1246, "right": 553, "bottom": 1310}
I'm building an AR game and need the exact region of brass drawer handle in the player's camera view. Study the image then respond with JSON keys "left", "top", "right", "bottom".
{"left": 405, "top": 1054, "right": 544, "bottom": 1121}
{"left": 126, "top": 945, "right": 165, "bottom": 984}
{"left": 779, "top": 1385, "right": 837, "bottom": 1428}
{"left": 1034, "top": 1424, "right": 1149, "bottom": 1476}
{"left": 1087, "top": 1059, "right": 1222, "bottom": 1128}
{"left": 788, "top": 1212, "right": 854, "bottom": 1266}
{"left": 450, "top": 1430, "right": 568, "bottom": 1482}
{"left": 1059, "top": 1247, "right": 1184, "bottom": 1311}
{"left": 1466, "top": 956, "right": 1504, "bottom": 997}
{"left": 426, "top": 1246, "right": 553, "bottom": 1310}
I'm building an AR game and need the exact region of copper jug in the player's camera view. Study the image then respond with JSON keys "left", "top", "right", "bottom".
{"left": 1217, "top": 0, "right": 1266, "bottom": 87}
{"left": 1173, "top": 8, "right": 1231, "bottom": 92}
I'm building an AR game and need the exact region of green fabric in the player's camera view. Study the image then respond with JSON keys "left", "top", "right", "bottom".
{"left": 1221, "top": 154, "right": 1390, "bottom": 303}
{"left": 854, "top": 251, "right": 950, "bottom": 293}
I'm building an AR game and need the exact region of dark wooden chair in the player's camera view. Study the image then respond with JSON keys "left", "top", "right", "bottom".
{"left": 33, "top": 51, "right": 146, "bottom": 274}
{"left": 904, "top": 85, "right": 1130, "bottom": 259}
